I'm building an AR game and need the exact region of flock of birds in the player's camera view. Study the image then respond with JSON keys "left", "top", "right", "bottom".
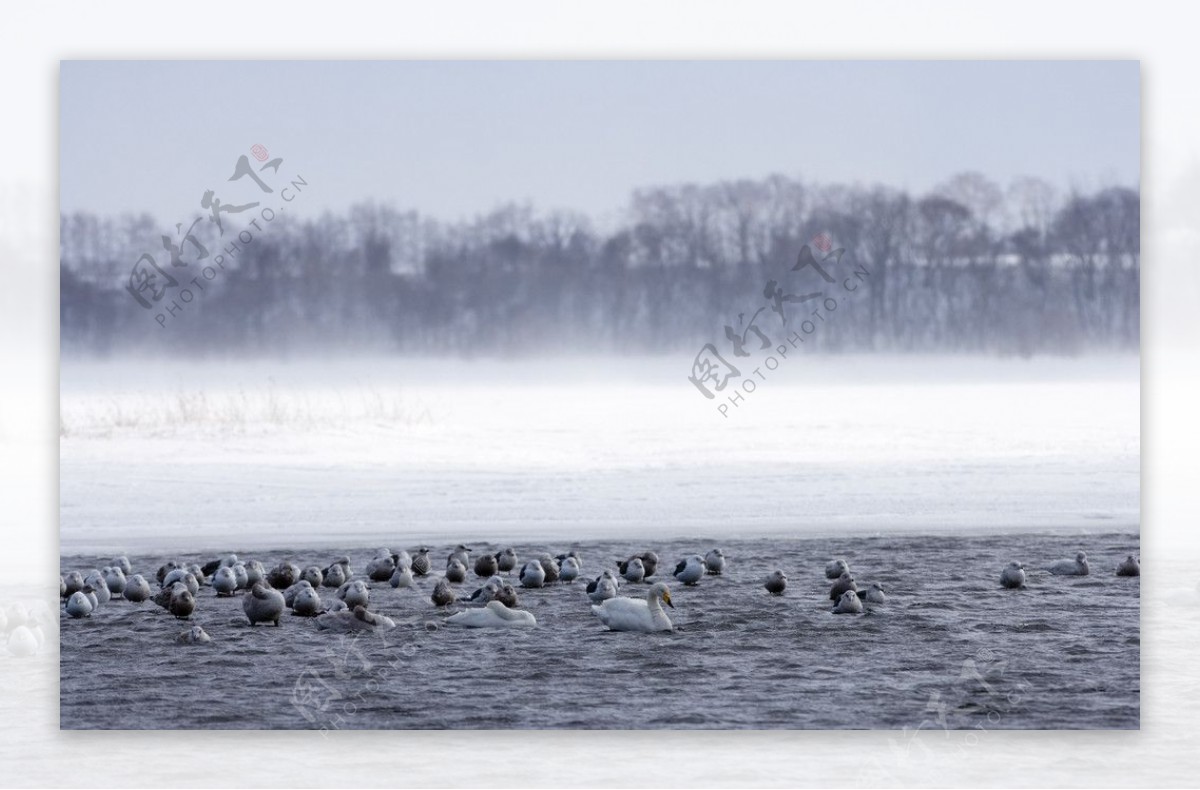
{"left": 58, "top": 545, "right": 1142, "bottom": 643}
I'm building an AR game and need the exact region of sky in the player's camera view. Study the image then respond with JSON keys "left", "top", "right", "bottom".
{"left": 59, "top": 60, "right": 1139, "bottom": 225}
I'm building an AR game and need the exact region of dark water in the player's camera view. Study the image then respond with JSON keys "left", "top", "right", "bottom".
{"left": 59, "top": 532, "right": 1139, "bottom": 730}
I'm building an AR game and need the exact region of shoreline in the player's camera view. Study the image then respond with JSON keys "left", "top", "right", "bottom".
{"left": 59, "top": 524, "right": 1140, "bottom": 560}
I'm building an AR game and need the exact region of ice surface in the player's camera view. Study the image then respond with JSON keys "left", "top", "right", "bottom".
{"left": 59, "top": 354, "right": 1139, "bottom": 555}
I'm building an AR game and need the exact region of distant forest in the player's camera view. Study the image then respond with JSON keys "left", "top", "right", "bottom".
{"left": 60, "top": 172, "right": 1139, "bottom": 356}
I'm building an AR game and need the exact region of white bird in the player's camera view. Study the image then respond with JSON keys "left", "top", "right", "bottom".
{"left": 244, "top": 560, "right": 266, "bottom": 587}
{"left": 212, "top": 567, "right": 238, "bottom": 596}
{"left": 764, "top": 569, "right": 787, "bottom": 595}
{"left": 833, "top": 589, "right": 863, "bottom": 614}
{"left": 177, "top": 625, "right": 211, "bottom": 644}
{"left": 338, "top": 580, "right": 370, "bottom": 609}
{"left": 86, "top": 577, "right": 111, "bottom": 606}
{"left": 1000, "top": 562, "right": 1026, "bottom": 589}
{"left": 859, "top": 582, "right": 886, "bottom": 604}
{"left": 161, "top": 568, "right": 199, "bottom": 595}
{"left": 587, "top": 570, "right": 620, "bottom": 603}
{"left": 825, "top": 559, "right": 850, "bottom": 579}
{"left": 231, "top": 562, "right": 249, "bottom": 590}
{"left": 620, "top": 557, "right": 645, "bottom": 584}
{"left": 519, "top": 560, "right": 546, "bottom": 589}
{"left": 112, "top": 556, "right": 132, "bottom": 575}
{"left": 591, "top": 581, "right": 675, "bottom": 632}
{"left": 449, "top": 545, "right": 472, "bottom": 567}
{"left": 102, "top": 567, "right": 126, "bottom": 595}
{"left": 7, "top": 626, "right": 40, "bottom": 657}
{"left": 62, "top": 571, "right": 85, "bottom": 596}
{"left": 447, "top": 600, "right": 537, "bottom": 628}
{"left": 560, "top": 556, "right": 581, "bottom": 583}
{"left": 1047, "top": 552, "right": 1089, "bottom": 576}
{"left": 704, "top": 548, "right": 726, "bottom": 575}
{"left": 65, "top": 591, "right": 94, "bottom": 618}
{"left": 323, "top": 556, "right": 351, "bottom": 584}
{"left": 123, "top": 574, "right": 151, "bottom": 602}
{"left": 673, "top": 555, "right": 705, "bottom": 585}
{"left": 390, "top": 563, "right": 414, "bottom": 588}
{"left": 292, "top": 586, "right": 323, "bottom": 617}
{"left": 301, "top": 566, "right": 323, "bottom": 587}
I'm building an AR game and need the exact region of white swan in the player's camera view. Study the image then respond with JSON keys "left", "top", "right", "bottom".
{"left": 591, "top": 581, "right": 674, "bottom": 632}
{"left": 1047, "top": 552, "right": 1089, "bottom": 576}
{"left": 447, "top": 600, "right": 537, "bottom": 628}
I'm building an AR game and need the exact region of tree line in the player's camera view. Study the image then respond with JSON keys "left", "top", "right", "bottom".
{"left": 60, "top": 172, "right": 1139, "bottom": 357}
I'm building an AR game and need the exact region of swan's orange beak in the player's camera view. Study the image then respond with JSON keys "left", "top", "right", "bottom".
{"left": 663, "top": 590, "right": 674, "bottom": 608}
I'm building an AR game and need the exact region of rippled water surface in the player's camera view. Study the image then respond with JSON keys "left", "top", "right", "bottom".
{"left": 59, "top": 532, "right": 1139, "bottom": 730}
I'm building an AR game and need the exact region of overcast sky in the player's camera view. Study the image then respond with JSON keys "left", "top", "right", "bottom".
{"left": 60, "top": 60, "right": 1139, "bottom": 225}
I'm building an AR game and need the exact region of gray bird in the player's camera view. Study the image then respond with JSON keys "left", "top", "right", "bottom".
{"left": 411, "top": 548, "right": 432, "bottom": 577}
{"left": 445, "top": 558, "right": 467, "bottom": 584}
{"left": 494, "top": 583, "right": 519, "bottom": 608}
{"left": 829, "top": 571, "right": 857, "bottom": 601}
{"left": 538, "top": 554, "right": 560, "bottom": 584}
{"left": 474, "top": 553, "right": 499, "bottom": 578}
{"left": 764, "top": 569, "right": 787, "bottom": 595}
{"left": 431, "top": 578, "right": 456, "bottom": 607}
{"left": 495, "top": 548, "right": 518, "bottom": 573}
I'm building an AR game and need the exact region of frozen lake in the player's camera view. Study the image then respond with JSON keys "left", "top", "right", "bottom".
{"left": 59, "top": 354, "right": 1139, "bottom": 554}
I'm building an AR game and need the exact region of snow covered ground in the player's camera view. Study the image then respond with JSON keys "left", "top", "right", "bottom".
{"left": 58, "top": 353, "right": 1139, "bottom": 555}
